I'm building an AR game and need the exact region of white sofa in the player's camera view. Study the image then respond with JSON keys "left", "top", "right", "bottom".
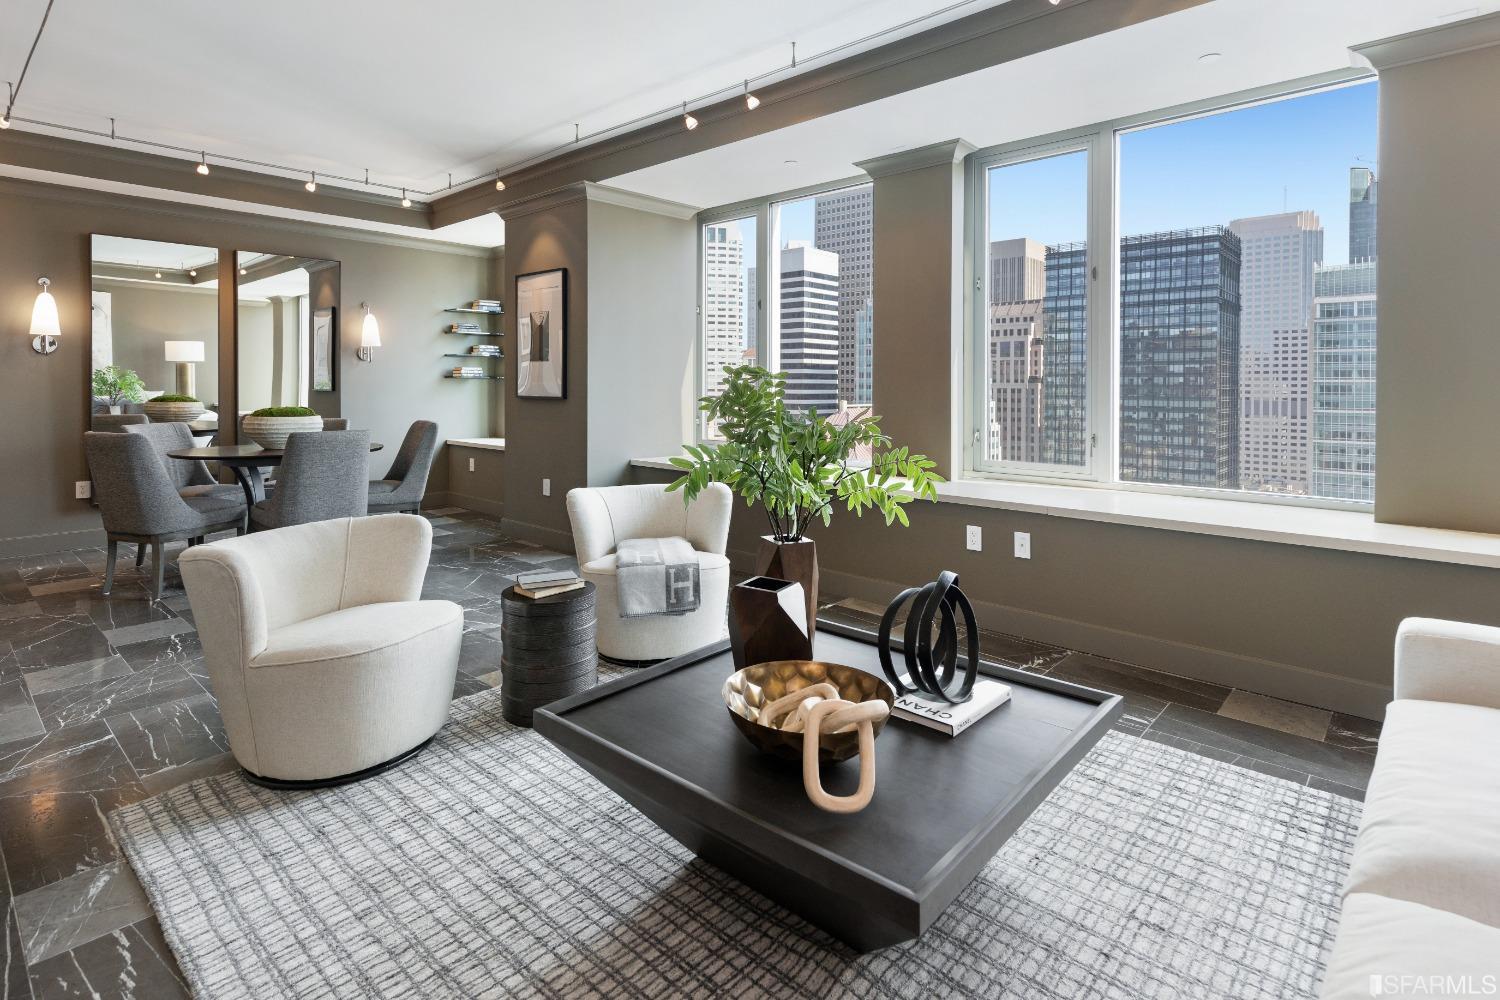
{"left": 179, "top": 514, "right": 463, "bottom": 786}
{"left": 1320, "top": 618, "right": 1500, "bottom": 998}
{"left": 566, "top": 483, "right": 732, "bottom": 663}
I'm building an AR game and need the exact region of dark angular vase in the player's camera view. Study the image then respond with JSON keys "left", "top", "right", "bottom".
{"left": 729, "top": 576, "right": 813, "bottom": 669}
{"left": 754, "top": 536, "right": 819, "bottom": 639}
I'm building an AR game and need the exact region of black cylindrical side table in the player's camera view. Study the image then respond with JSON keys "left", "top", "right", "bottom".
{"left": 500, "top": 582, "right": 597, "bottom": 727}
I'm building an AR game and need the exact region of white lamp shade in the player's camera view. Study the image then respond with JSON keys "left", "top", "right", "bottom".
{"left": 30, "top": 288, "right": 61, "bottom": 339}
{"left": 360, "top": 311, "right": 382, "bottom": 349}
{"left": 164, "top": 340, "right": 205, "bottom": 363}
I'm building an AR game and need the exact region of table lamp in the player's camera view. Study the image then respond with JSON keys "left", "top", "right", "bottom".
{"left": 164, "top": 341, "right": 205, "bottom": 397}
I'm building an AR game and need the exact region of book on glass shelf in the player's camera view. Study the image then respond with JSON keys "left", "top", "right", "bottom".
{"left": 890, "top": 675, "right": 1011, "bottom": 737}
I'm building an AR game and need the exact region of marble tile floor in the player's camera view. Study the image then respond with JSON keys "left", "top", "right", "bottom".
{"left": 0, "top": 507, "right": 1380, "bottom": 998}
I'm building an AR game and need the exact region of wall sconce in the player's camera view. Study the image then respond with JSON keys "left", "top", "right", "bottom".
{"left": 30, "top": 277, "right": 60, "bottom": 355}
{"left": 358, "top": 303, "right": 381, "bottom": 362}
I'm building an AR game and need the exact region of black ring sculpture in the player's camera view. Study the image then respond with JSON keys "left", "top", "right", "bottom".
{"left": 876, "top": 570, "right": 979, "bottom": 705}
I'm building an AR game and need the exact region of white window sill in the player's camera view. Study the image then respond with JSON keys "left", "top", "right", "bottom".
{"left": 446, "top": 437, "right": 506, "bottom": 452}
{"left": 630, "top": 456, "right": 1500, "bottom": 570}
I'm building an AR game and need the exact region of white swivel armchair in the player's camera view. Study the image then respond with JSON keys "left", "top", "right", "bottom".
{"left": 566, "top": 483, "right": 733, "bottom": 663}
{"left": 179, "top": 514, "right": 463, "bottom": 787}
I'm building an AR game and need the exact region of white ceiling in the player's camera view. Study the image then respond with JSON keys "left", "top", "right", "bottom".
{"left": 0, "top": 0, "right": 1014, "bottom": 201}
{"left": 605, "top": 0, "right": 1497, "bottom": 209}
{"left": 91, "top": 235, "right": 216, "bottom": 269}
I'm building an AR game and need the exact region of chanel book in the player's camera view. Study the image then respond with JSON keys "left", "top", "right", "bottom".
{"left": 891, "top": 676, "right": 1011, "bottom": 737}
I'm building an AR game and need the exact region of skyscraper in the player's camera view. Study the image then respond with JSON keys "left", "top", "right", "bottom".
{"left": 745, "top": 264, "right": 758, "bottom": 354}
{"left": 1349, "top": 166, "right": 1378, "bottom": 262}
{"left": 813, "top": 186, "right": 874, "bottom": 405}
{"left": 1040, "top": 242, "right": 1089, "bottom": 468}
{"left": 778, "top": 242, "right": 841, "bottom": 416}
{"left": 986, "top": 239, "right": 1047, "bottom": 464}
{"left": 1229, "top": 211, "right": 1323, "bottom": 494}
{"left": 701, "top": 222, "right": 746, "bottom": 401}
{"left": 1311, "top": 261, "right": 1377, "bottom": 502}
{"left": 1118, "top": 226, "right": 1242, "bottom": 489}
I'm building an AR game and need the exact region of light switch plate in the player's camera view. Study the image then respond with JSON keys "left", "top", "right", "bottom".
{"left": 75, "top": 481, "right": 92, "bottom": 500}
{"left": 542, "top": 478, "right": 551, "bottom": 497}
{"left": 1014, "top": 531, "right": 1031, "bottom": 559}
{"left": 468, "top": 457, "right": 476, "bottom": 473}
{"left": 965, "top": 525, "right": 982, "bottom": 552}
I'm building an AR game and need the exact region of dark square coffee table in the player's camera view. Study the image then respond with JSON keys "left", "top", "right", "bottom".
{"left": 535, "top": 621, "right": 1122, "bottom": 951}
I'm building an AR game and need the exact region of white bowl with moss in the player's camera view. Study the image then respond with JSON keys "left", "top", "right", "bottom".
{"left": 242, "top": 407, "right": 323, "bottom": 450}
{"left": 143, "top": 395, "right": 206, "bottom": 422}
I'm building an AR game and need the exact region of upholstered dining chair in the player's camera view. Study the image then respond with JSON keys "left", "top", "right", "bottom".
{"left": 90, "top": 413, "right": 148, "bottom": 433}
{"left": 566, "top": 482, "right": 733, "bottom": 663}
{"left": 368, "top": 420, "right": 438, "bottom": 514}
{"left": 250, "top": 430, "right": 370, "bottom": 530}
{"left": 179, "top": 514, "right": 462, "bottom": 787}
{"left": 84, "top": 432, "right": 246, "bottom": 599}
{"left": 124, "top": 422, "right": 241, "bottom": 501}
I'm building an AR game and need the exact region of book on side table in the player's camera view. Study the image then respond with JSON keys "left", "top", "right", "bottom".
{"left": 891, "top": 675, "right": 1011, "bottom": 737}
{"left": 514, "top": 569, "right": 584, "bottom": 600}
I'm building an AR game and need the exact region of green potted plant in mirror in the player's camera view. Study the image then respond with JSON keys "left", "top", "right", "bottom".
{"left": 143, "top": 393, "right": 205, "bottom": 423}
{"left": 668, "top": 365, "right": 943, "bottom": 637}
{"left": 242, "top": 406, "right": 322, "bottom": 449}
{"left": 91, "top": 366, "right": 146, "bottom": 414}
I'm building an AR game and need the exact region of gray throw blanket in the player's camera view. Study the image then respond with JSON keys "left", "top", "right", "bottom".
{"left": 616, "top": 536, "right": 700, "bottom": 618}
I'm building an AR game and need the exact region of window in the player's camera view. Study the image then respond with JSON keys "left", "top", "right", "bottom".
{"left": 770, "top": 183, "right": 875, "bottom": 420}
{"left": 698, "top": 216, "right": 756, "bottom": 437}
{"left": 968, "top": 77, "right": 1378, "bottom": 506}
{"left": 977, "top": 146, "right": 1090, "bottom": 473}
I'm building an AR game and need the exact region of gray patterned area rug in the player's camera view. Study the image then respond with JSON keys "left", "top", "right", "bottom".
{"left": 110, "top": 687, "right": 1358, "bottom": 1000}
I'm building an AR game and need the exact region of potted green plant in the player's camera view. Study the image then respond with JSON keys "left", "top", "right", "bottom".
{"left": 143, "top": 393, "right": 205, "bottom": 423}
{"left": 91, "top": 366, "right": 146, "bottom": 414}
{"left": 668, "top": 365, "right": 942, "bottom": 636}
{"left": 242, "top": 406, "right": 323, "bottom": 449}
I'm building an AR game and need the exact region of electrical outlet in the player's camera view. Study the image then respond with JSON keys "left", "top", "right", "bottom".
{"left": 1013, "top": 531, "right": 1031, "bottom": 559}
{"left": 542, "top": 478, "right": 551, "bottom": 497}
{"left": 75, "top": 481, "right": 92, "bottom": 500}
{"left": 965, "top": 525, "right": 982, "bottom": 552}
{"left": 468, "top": 457, "right": 476, "bottom": 473}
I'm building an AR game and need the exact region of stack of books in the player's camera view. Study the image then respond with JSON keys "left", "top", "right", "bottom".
{"left": 469, "top": 299, "right": 503, "bottom": 313}
{"left": 514, "top": 569, "right": 584, "bottom": 599}
{"left": 450, "top": 366, "right": 488, "bottom": 379}
{"left": 449, "top": 321, "right": 483, "bottom": 334}
{"left": 890, "top": 675, "right": 1012, "bottom": 737}
{"left": 468, "top": 345, "right": 502, "bottom": 357}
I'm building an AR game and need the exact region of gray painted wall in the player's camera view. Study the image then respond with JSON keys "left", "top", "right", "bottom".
{"left": 0, "top": 176, "right": 497, "bottom": 555}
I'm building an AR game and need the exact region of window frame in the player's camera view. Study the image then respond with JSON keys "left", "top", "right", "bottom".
{"left": 695, "top": 175, "right": 873, "bottom": 442}
{"left": 963, "top": 68, "right": 1377, "bottom": 511}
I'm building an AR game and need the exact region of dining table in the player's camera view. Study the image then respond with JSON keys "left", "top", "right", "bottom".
{"left": 167, "top": 442, "right": 384, "bottom": 509}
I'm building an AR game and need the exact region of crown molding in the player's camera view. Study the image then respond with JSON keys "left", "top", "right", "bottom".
{"left": 1352, "top": 11, "right": 1500, "bottom": 71}
{"left": 582, "top": 183, "right": 698, "bottom": 219}
{"left": 855, "top": 139, "right": 976, "bottom": 180}
{"left": 0, "top": 174, "right": 494, "bottom": 259}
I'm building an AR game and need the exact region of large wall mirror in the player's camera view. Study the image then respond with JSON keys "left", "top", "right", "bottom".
{"left": 234, "top": 251, "right": 340, "bottom": 422}
{"left": 89, "top": 235, "right": 221, "bottom": 437}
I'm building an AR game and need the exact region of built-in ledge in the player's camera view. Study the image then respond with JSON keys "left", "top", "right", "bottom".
{"left": 631, "top": 456, "right": 1500, "bottom": 570}
{"left": 447, "top": 437, "right": 506, "bottom": 452}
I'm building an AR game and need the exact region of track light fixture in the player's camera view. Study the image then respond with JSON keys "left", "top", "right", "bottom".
{"left": 305, "top": 172, "right": 317, "bottom": 193}
{"left": 196, "top": 152, "right": 210, "bottom": 175}
{"left": 401, "top": 188, "right": 412, "bottom": 208}
{"left": 0, "top": 115, "right": 9, "bottom": 130}
{"left": 494, "top": 171, "right": 506, "bottom": 192}
{"left": 744, "top": 81, "right": 760, "bottom": 111}
{"left": 683, "top": 102, "right": 698, "bottom": 131}
{"left": 154, "top": 268, "right": 163, "bottom": 279}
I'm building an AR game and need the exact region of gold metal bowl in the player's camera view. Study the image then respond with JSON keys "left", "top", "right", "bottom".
{"left": 723, "top": 660, "right": 894, "bottom": 764}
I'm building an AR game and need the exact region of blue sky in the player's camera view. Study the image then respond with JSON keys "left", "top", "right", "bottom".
{"left": 989, "top": 81, "right": 1378, "bottom": 265}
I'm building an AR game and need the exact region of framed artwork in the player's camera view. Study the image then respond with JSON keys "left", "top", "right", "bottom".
{"left": 312, "top": 306, "right": 336, "bottom": 392}
{"left": 515, "top": 268, "right": 566, "bottom": 399}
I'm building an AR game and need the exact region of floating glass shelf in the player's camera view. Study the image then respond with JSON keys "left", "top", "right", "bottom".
{"left": 444, "top": 374, "right": 504, "bottom": 381}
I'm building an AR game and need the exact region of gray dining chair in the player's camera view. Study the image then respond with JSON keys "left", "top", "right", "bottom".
{"left": 322, "top": 417, "right": 348, "bottom": 431}
{"left": 124, "top": 422, "right": 241, "bottom": 501}
{"left": 85, "top": 432, "right": 247, "bottom": 599}
{"left": 91, "top": 414, "right": 148, "bottom": 433}
{"left": 250, "top": 430, "right": 370, "bottom": 530}
{"left": 368, "top": 420, "right": 438, "bottom": 514}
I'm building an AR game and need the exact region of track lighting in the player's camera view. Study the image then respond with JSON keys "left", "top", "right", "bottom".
{"left": 683, "top": 102, "right": 698, "bottom": 131}
{"left": 494, "top": 172, "right": 506, "bottom": 192}
{"left": 239, "top": 267, "right": 247, "bottom": 276}
{"left": 189, "top": 267, "right": 197, "bottom": 277}
{"left": 196, "top": 152, "right": 210, "bottom": 175}
{"left": 401, "top": 188, "right": 412, "bottom": 208}
{"left": 154, "top": 269, "right": 163, "bottom": 279}
{"left": 305, "top": 172, "right": 317, "bottom": 193}
{"left": 744, "top": 82, "right": 760, "bottom": 111}
{"left": 0, "top": 115, "right": 9, "bottom": 130}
